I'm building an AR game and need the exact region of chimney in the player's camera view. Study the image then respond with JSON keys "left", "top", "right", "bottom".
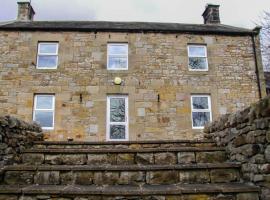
{"left": 17, "top": 0, "right": 35, "bottom": 21}
{"left": 202, "top": 4, "right": 220, "bottom": 24}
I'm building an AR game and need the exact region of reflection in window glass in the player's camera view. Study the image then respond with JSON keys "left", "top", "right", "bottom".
{"left": 107, "top": 44, "right": 128, "bottom": 70}
{"left": 108, "top": 56, "right": 128, "bottom": 69}
{"left": 38, "top": 56, "right": 58, "bottom": 68}
{"left": 192, "top": 112, "right": 210, "bottom": 128}
{"left": 192, "top": 96, "right": 209, "bottom": 109}
{"left": 110, "top": 98, "right": 125, "bottom": 122}
{"left": 35, "top": 111, "right": 54, "bottom": 128}
{"left": 188, "top": 45, "right": 208, "bottom": 71}
{"left": 37, "top": 43, "right": 58, "bottom": 69}
{"left": 36, "top": 96, "right": 53, "bottom": 109}
{"left": 191, "top": 95, "right": 211, "bottom": 129}
{"left": 39, "top": 44, "right": 58, "bottom": 54}
{"left": 33, "top": 95, "right": 55, "bottom": 129}
{"left": 110, "top": 125, "right": 126, "bottom": 139}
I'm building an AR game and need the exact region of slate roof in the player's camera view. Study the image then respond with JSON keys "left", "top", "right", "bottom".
{"left": 0, "top": 21, "right": 257, "bottom": 35}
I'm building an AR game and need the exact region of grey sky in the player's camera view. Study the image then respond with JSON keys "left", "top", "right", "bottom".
{"left": 0, "top": 0, "right": 270, "bottom": 28}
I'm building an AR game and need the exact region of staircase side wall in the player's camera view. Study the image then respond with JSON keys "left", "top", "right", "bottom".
{"left": 0, "top": 115, "right": 43, "bottom": 167}
{"left": 205, "top": 95, "right": 270, "bottom": 200}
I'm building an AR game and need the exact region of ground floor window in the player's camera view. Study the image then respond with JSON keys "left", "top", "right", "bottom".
{"left": 191, "top": 95, "right": 212, "bottom": 129}
{"left": 106, "top": 95, "right": 128, "bottom": 141}
{"left": 33, "top": 94, "right": 55, "bottom": 130}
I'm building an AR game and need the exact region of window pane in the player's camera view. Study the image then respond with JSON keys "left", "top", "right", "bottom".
{"left": 192, "top": 97, "right": 209, "bottom": 109}
{"left": 108, "top": 56, "right": 127, "bottom": 69}
{"left": 110, "top": 98, "right": 125, "bottom": 122}
{"left": 110, "top": 125, "right": 125, "bottom": 139}
{"left": 34, "top": 111, "right": 54, "bottom": 128}
{"left": 36, "top": 96, "right": 53, "bottom": 109}
{"left": 192, "top": 112, "right": 210, "bottom": 127}
{"left": 189, "top": 57, "right": 207, "bottom": 70}
{"left": 109, "top": 45, "right": 127, "bottom": 54}
{"left": 189, "top": 46, "right": 206, "bottom": 57}
{"left": 38, "top": 55, "right": 57, "bottom": 68}
{"left": 39, "top": 43, "right": 58, "bottom": 54}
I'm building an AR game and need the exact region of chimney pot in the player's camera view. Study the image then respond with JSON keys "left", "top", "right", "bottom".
{"left": 202, "top": 4, "right": 220, "bottom": 24}
{"left": 17, "top": 0, "right": 35, "bottom": 21}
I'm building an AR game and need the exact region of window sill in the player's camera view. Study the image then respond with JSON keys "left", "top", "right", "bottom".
{"left": 35, "top": 68, "right": 58, "bottom": 72}
{"left": 186, "top": 70, "right": 209, "bottom": 75}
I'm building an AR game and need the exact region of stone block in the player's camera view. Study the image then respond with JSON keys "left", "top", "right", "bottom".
{"left": 34, "top": 171, "right": 60, "bottom": 185}
{"left": 212, "top": 194, "right": 236, "bottom": 200}
{"left": 118, "top": 171, "right": 145, "bottom": 185}
{"left": 60, "top": 171, "right": 74, "bottom": 185}
{"left": 45, "top": 154, "right": 62, "bottom": 165}
{"left": 179, "top": 170, "right": 210, "bottom": 183}
{"left": 154, "top": 152, "right": 177, "bottom": 165}
{"left": 62, "top": 154, "right": 87, "bottom": 165}
{"left": 146, "top": 171, "right": 178, "bottom": 184}
{"left": 75, "top": 171, "right": 94, "bottom": 185}
{"left": 137, "top": 108, "right": 145, "bottom": 117}
{"left": 117, "top": 153, "right": 135, "bottom": 165}
{"left": 210, "top": 169, "right": 239, "bottom": 183}
{"left": 177, "top": 152, "right": 195, "bottom": 164}
{"left": 236, "top": 193, "right": 259, "bottom": 200}
{"left": 87, "top": 154, "right": 110, "bottom": 165}
{"left": 136, "top": 153, "right": 154, "bottom": 165}
{"left": 0, "top": 195, "right": 18, "bottom": 200}
{"left": 265, "top": 145, "right": 270, "bottom": 162}
{"left": 196, "top": 151, "right": 226, "bottom": 163}
{"left": 93, "top": 172, "right": 119, "bottom": 185}
{"left": 181, "top": 194, "right": 210, "bottom": 200}
{"left": 87, "top": 124, "right": 98, "bottom": 135}
{"left": 4, "top": 171, "right": 34, "bottom": 185}
{"left": 22, "top": 153, "right": 44, "bottom": 164}
{"left": 85, "top": 101, "right": 94, "bottom": 108}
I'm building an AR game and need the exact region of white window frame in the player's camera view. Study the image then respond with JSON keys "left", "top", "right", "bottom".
{"left": 191, "top": 95, "right": 212, "bottom": 129}
{"left": 107, "top": 43, "right": 128, "bottom": 70}
{"left": 106, "top": 95, "right": 129, "bottom": 141}
{"left": 37, "top": 42, "right": 59, "bottom": 69}
{"left": 187, "top": 45, "right": 208, "bottom": 71}
{"left": 33, "top": 94, "right": 55, "bottom": 130}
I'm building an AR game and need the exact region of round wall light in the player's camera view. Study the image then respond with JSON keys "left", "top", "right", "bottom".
{"left": 114, "top": 77, "right": 122, "bottom": 85}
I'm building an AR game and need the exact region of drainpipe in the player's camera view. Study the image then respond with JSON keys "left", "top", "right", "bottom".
{"left": 251, "top": 26, "right": 264, "bottom": 99}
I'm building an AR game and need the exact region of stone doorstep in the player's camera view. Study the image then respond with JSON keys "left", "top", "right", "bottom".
{"left": 33, "top": 139, "right": 215, "bottom": 145}
{"left": 23, "top": 147, "right": 225, "bottom": 153}
{"left": 0, "top": 183, "right": 260, "bottom": 195}
{"left": 3, "top": 163, "right": 241, "bottom": 172}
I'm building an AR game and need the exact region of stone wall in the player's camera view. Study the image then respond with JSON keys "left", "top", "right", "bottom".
{"left": 0, "top": 31, "right": 264, "bottom": 141}
{"left": 0, "top": 115, "right": 43, "bottom": 167}
{"left": 204, "top": 95, "right": 270, "bottom": 200}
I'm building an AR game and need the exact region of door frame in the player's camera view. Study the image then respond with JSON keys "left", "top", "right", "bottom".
{"left": 106, "top": 95, "right": 129, "bottom": 141}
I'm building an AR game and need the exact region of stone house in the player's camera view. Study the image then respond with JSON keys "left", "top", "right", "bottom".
{"left": 0, "top": 1, "right": 266, "bottom": 141}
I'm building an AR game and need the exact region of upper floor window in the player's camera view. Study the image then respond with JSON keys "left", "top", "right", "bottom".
{"left": 188, "top": 45, "right": 208, "bottom": 71}
{"left": 33, "top": 94, "right": 55, "bottom": 130}
{"left": 37, "top": 42, "right": 59, "bottom": 69}
{"left": 107, "top": 43, "right": 128, "bottom": 70}
{"left": 191, "top": 95, "right": 212, "bottom": 129}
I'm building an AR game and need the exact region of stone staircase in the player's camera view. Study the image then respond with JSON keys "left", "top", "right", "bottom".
{"left": 0, "top": 140, "right": 260, "bottom": 200}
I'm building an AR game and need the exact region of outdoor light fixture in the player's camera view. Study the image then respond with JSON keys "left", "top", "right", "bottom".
{"left": 114, "top": 77, "right": 122, "bottom": 85}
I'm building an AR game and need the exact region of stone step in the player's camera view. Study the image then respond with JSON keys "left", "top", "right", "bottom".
{"left": 2, "top": 163, "right": 241, "bottom": 185}
{"left": 21, "top": 147, "right": 227, "bottom": 165}
{"left": 0, "top": 183, "right": 260, "bottom": 200}
{"left": 33, "top": 140, "right": 216, "bottom": 149}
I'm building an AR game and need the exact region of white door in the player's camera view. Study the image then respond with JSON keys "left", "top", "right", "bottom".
{"left": 107, "top": 95, "right": 128, "bottom": 141}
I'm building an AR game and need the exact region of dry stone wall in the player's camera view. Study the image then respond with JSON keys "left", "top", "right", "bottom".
{"left": 0, "top": 115, "right": 43, "bottom": 167}
{"left": 204, "top": 95, "right": 270, "bottom": 200}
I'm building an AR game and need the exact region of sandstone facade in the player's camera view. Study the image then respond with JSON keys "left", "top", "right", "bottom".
{"left": 0, "top": 30, "right": 265, "bottom": 141}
